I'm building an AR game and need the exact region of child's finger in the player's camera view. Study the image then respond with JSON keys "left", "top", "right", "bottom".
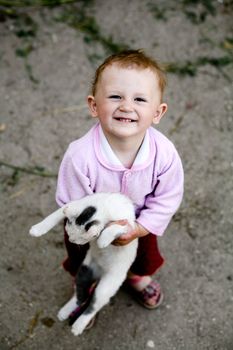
{"left": 113, "top": 231, "right": 136, "bottom": 246}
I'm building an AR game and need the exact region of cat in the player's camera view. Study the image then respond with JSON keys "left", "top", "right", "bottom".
{"left": 29, "top": 192, "right": 138, "bottom": 336}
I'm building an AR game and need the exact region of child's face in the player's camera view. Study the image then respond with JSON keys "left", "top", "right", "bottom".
{"left": 88, "top": 64, "right": 167, "bottom": 144}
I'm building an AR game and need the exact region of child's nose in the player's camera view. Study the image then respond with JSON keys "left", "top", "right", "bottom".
{"left": 119, "top": 100, "right": 133, "bottom": 113}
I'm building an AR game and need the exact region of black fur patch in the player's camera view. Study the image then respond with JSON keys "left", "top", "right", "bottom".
{"left": 83, "top": 294, "right": 96, "bottom": 315}
{"left": 69, "top": 275, "right": 97, "bottom": 325}
{"left": 76, "top": 265, "right": 95, "bottom": 304}
{"left": 75, "top": 206, "right": 96, "bottom": 226}
{"left": 85, "top": 220, "right": 100, "bottom": 232}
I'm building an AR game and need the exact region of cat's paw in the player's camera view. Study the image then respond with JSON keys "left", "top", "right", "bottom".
{"left": 57, "top": 296, "right": 77, "bottom": 321}
{"left": 71, "top": 317, "right": 89, "bottom": 336}
{"left": 57, "top": 307, "right": 70, "bottom": 321}
{"left": 29, "top": 224, "right": 46, "bottom": 237}
{"left": 97, "top": 225, "right": 127, "bottom": 248}
{"left": 71, "top": 324, "right": 84, "bottom": 336}
{"left": 97, "top": 235, "right": 110, "bottom": 249}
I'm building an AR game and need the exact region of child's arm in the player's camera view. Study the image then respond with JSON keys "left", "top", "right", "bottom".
{"left": 137, "top": 147, "right": 184, "bottom": 236}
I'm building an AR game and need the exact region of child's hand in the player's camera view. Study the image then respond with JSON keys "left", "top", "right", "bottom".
{"left": 108, "top": 220, "right": 149, "bottom": 246}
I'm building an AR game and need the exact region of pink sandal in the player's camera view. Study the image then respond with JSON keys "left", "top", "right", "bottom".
{"left": 125, "top": 280, "right": 163, "bottom": 309}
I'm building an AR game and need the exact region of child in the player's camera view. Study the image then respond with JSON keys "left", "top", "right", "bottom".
{"left": 56, "top": 49, "right": 184, "bottom": 309}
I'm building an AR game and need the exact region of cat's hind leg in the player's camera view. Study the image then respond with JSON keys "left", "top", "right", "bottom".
{"left": 75, "top": 265, "right": 97, "bottom": 304}
{"left": 71, "top": 272, "right": 124, "bottom": 336}
{"left": 57, "top": 294, "right": 77, "bottom": 321}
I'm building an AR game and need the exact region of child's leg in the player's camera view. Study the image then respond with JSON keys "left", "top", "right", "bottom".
{"left": 126, "top": 233, "right": 164, "bottom": 309}
{"left": 63, "top": 222, "right": 89, "bottom": 277}
{"left": 130, "top": 233, "right": 164, "bottom": 275}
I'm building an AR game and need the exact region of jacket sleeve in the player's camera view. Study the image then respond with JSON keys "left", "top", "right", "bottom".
{"left": 136, "top": 148, "right": 184, "bottom": 236}
{"left": 55, "top": 146, "right": 93, "bottom": 207}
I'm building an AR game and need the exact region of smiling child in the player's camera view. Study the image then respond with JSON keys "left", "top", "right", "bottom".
{"left": 56, "top": 49, "right": 184, "bottom": 309}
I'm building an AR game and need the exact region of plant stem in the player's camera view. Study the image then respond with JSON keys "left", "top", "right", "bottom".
{"left": 0, "top": 161, "right": 57, "bottom": 178}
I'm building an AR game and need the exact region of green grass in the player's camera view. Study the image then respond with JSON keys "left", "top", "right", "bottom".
{"left": 0, "top": 161, "right": 57, "bottom": 180}
{"left": 1, "top": 0, "right": 129, "bottom": 78}
{"left": 0, "top": 0, "right": 77, "bottom": 7}
{"left": 166, "top": 55, "right": 233, "bottom": 79}
{"left": 1, "top": 0, "right": 232, "bottom": 81}
{"left": 55, "top": 4, "right": 129, "bottom": 55}
{"left": 147, "top": 0, "right": 221, "bottom": 24}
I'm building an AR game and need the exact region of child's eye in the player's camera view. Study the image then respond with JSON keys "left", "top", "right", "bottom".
{"left": 109, "top": 95, "right": 121, "bottom": 99}
{"left": 135, "top": 97, "right": 147, "bottom": 102}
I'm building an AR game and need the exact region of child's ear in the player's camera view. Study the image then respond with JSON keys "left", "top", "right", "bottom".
{"left": 153, "top": 103, "right": 168, "bottom": 125}
{"left": 87, "top": 95, "right": 98, "bottom": 118}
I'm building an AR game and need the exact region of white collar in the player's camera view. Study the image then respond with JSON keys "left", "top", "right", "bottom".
{"left": 99, "top": 126, "right": 150, "bottom": 168}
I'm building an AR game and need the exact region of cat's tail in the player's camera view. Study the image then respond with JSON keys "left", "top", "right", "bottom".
{"left": 29, "top": 207, "right": 65, "bottom": 237}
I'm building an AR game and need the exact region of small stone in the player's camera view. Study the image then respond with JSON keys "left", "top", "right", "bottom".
{"left": 0, "top": 123, "right": 6, "bottom": 132}
{"left": 147, "top": 340, "right": 155, "bottom": 348}
{"left": 51, "top": 33, "right": 58, "bottom": 44}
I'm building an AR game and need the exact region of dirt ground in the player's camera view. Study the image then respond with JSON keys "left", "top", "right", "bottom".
{"left": 0, "top": 1, "right": 233, "bottom": 349}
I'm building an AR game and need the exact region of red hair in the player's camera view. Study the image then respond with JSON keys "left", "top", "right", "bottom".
{"left": 91, "top": 49, "right": 167, "bottom": 97}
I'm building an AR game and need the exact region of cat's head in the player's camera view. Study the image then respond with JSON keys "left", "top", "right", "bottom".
{"left": 63, "top": 203, "right": 103, "bottom": 245}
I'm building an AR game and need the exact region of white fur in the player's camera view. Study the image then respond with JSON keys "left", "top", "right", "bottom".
{"left": 29, "top": 192, "right": 138, "bottom": 336}
{"left": 29, "top": 207, "right": 64, "bottom": 236}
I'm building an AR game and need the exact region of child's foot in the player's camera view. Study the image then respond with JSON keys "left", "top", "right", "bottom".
{"left": 125, "top": 275, "right": 163, "bottom": 309}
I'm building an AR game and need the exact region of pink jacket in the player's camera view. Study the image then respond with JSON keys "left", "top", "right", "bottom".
{"left": 56, "top": 123, "right": 184, "bottom": 236}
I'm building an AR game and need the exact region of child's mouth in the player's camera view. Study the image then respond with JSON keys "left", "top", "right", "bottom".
{"left": 114, "top": 117, "right": 136, "bottom": 123}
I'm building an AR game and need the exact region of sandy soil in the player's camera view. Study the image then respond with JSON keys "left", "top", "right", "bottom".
{"left": 0, "top": 1, "right": 233, "bottom": 349}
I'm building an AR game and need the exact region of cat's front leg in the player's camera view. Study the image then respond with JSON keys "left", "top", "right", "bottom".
{"left": 30, "top": 207, "right": 65, "bottom": 237}
{"left": 57, "top": 294, "right": 77, "bottom": 321}
{"left": 97, "top": 224, "right": 128, "bottom": 248}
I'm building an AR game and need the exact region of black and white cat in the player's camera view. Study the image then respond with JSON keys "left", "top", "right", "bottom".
{"left": 29, "top": 192, "right": 138, "bottom": 336}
